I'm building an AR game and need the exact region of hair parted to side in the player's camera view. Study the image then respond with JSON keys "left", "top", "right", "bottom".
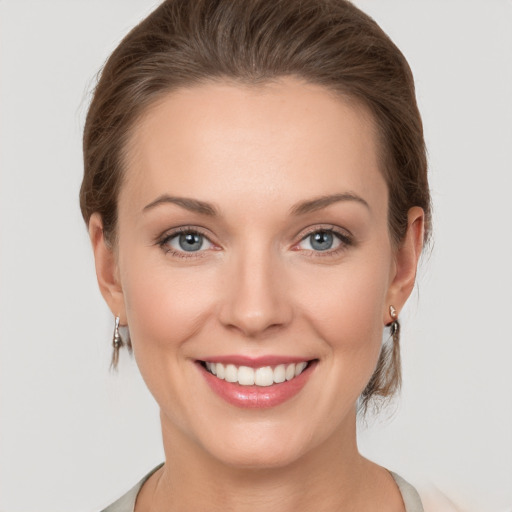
{"left": 80, "top": 0, "right": 431, "bottom": 412}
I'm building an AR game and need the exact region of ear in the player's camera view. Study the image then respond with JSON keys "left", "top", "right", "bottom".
{"left": 384, "top": 206, "right": 425, "bottom": 323}
{"left": 88, "top": 213, "right": 127, "bottom": 323}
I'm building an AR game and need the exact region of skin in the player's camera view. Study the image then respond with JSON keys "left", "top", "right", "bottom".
{"left": 89, "top": 78, "right": 424, "bottom": 511}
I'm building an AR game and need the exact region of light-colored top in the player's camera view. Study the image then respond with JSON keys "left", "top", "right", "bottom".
{"left": 389, "top": 471, "right": 425, "bottom": 512}
{"left": 101, "top": 463, "right": 424, "bottom": 512}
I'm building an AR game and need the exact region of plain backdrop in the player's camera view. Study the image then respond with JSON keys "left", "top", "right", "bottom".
{"left": 1, "top": 1, "right": 511, "bottom": 511}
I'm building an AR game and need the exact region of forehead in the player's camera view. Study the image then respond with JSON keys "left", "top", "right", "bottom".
{"left": 120, "top": 78, "right": 386, "bottom": 217}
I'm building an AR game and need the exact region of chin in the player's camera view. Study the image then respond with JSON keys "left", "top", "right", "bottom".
{"left": 212, "top": 441, "right": 306, "bottom": 470}
{"left": 196, "top": 418, "right": 321, "bottom": 471}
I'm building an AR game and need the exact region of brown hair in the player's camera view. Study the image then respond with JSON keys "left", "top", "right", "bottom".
{"left": 80, "top": 0, "right": 431, "bottom": 411}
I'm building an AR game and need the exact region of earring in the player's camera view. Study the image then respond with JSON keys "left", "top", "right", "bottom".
{"left": 113, "top": 316, "right": 121, "bottom": 348}
{"left": 389, "top": 305, "right": 399, "bottom": 337}
{"left": 111, "top": 316, "right": 122, "bottom": 368}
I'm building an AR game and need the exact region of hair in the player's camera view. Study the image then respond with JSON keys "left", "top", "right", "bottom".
{"left": 80, "top": 0, "right": 431, "bottom": 412}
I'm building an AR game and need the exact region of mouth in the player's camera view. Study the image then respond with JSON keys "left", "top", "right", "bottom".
{"left": 200, "top": 360, "right": 312, "bottom": 386}
{"left": 196, "top": 358, "right": 318, "bottom": 408}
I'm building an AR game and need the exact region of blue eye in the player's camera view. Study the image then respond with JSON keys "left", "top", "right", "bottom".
{"left": 298, "top": 230, "right": 344, "bottom": 252}
{"left": 310, "top": 231, "right": 334, "bottom": 251}
{"left": 164, "top": 231, "right": 213, "bottom": 253}
{"left": 178, "top": 233, "right": 203, "bottom": 251}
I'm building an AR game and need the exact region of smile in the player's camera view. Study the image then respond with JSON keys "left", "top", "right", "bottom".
{"left": 198, "top": 358, "right": 317, "bottom": 408}
{"left": 203, "top": 361, "right": 309, "bottom": 386}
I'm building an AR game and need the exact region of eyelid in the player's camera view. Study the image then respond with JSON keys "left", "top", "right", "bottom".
{"left": 295, "top": 224, "right": 353, "bottom": 243}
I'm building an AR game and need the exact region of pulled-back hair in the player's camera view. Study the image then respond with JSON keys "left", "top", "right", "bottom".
{"left": 80, "top": 0, "right": 430, "bottom": 412}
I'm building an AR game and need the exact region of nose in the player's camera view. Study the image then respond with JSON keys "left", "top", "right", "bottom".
{"left": 218, "top": 246, "right": 293, "bottom": 338}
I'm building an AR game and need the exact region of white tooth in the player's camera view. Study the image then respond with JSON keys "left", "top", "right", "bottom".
{"left": 205, "top": 362, "right": 212, "bottom": 372}
{"left": 295, "top": 362, "right": 308, "bottom": 376}
{"left": 237, "top": 366, "right": 255, "bottom": 386}
{"left": 285, "top": 363, "right": 296, "bottom": 381}
{"left": 273, "top": 364, "right": 286, "bottom": 383}
{"left": 224, "top": 364, "right": 238, "bottom": 383}
{"left": 216, "top": 363, "right": 225, "bottom": 379}
{"left": 210, "top": 363, "right": 217, "bottom": 375}
{"left": 255, "top": 366, "right": 274, "bottom": 386}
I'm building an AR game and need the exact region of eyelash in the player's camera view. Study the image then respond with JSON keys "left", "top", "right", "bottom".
{"left": 296, "top": 225, "right": 354, "bottom": 258}
{"left": 156, "top": 225, "right": 353, "bottom": 259}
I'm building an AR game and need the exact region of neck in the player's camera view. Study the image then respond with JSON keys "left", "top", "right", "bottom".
{"left": 140, "top": 409, "right": 377, "bottom": 512}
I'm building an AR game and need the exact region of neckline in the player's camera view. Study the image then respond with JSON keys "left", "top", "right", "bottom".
{"left": 102, "top": 463, "right": 423, "bottom": 512}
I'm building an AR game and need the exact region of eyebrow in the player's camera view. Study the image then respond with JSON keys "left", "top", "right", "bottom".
{"left": 142, "top": 192, "right": 369, "bottom": 217}
{"left": 290, "top": 193, "right": 370, "bottom": 215}
{"left": 143, "top": 195, "right": 218, "bottom": 216}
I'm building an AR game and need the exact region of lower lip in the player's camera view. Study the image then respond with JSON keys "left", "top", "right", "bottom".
{"left": 198, "top": 361, "right": 317, "bottom": 409}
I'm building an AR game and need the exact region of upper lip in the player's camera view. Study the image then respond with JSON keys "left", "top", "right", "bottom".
{"left": 198, "top": 355, "right": 315, "bottom": 368}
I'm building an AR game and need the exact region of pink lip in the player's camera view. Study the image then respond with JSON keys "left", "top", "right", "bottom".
{"left": 197, "top": 359, "right": 317, "bottom": 409}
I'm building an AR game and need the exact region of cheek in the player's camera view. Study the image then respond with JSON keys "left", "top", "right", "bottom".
{"left": 118, "top": 255, "right": 223, "bottom": 431}
{"left": 295, "top": 254, "right": 391, "bottom": 365}
{"left": 120, "top": 256, "right": 219, "bottom": 353}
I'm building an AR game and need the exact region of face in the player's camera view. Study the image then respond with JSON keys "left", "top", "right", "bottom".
{"left": 91, "top": 78, "right": 422, "bottom": 469}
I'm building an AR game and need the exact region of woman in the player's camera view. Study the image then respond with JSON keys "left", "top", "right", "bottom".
{"left": 81, "top": 0, "right": 429, "bottom": 510}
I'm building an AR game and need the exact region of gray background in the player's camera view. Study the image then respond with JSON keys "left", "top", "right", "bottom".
{"left": 1, "top": 1, "right": 511, "bottom": 511}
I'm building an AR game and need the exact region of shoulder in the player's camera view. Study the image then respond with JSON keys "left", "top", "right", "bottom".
{"left": 100, "top": 463, "right": 164, "bottom": 512}
{"left": 389, "top": 472, "right": 425, "bottom": 512}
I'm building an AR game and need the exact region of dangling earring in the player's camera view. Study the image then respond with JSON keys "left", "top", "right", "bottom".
{"left": 389, "top": 305, "right": 399, "bottom": 338}
{"left": 113, "top": 316, "right": 121, "bottom": 347}
{"left": 112, "top": 316, "right": 121, "bottom": 368}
